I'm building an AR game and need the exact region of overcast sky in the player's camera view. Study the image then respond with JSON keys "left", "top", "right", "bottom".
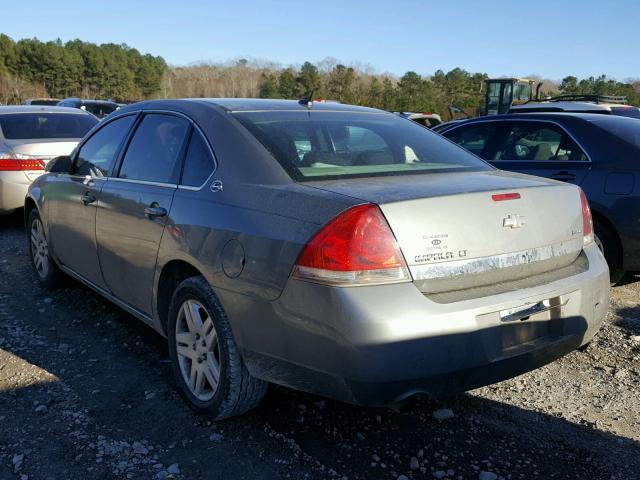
{"left": 3, "top": 0, "right": 639, "bottom": 81}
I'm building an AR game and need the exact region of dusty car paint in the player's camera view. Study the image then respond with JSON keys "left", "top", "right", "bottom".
{"left": 26, "top": 99, "right": 610, "bottom": 406}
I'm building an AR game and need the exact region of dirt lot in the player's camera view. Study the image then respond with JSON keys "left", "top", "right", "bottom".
{"left": 0, "top": 211, "right": 639, "bottom": 480}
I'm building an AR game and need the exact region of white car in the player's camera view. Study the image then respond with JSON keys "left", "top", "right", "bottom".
{"left": 509, "top": 95, "right": 640, "bottom": 119}
{"left": 0, "top": 106, "right": 97, "bottom": 214}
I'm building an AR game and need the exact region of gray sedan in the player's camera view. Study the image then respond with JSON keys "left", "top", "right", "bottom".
{"left": 25, "top": 99, "right": 609, "bottom": 419}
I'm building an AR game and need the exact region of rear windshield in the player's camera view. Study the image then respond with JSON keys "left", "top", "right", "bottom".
{"left": 83, "top": 103, "right": 119, "bottom": 118}
{"left": 233, "top": 111, "right": 490, "bottom": 181}
{"left": 27, "top": 100, "right": 59, "bottom": 106}
{"left": 0, "top": 113, "right": 97, "bottom": 140}
{"left": 610, "top": 107, "right": 640, "bottom": 119}
{"left": 593, "top": 117, "right": 640, "bottom": 148}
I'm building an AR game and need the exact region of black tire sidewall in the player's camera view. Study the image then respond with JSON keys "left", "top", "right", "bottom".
{"left": 167, "top": 278, "right": 234, "bottom": 413}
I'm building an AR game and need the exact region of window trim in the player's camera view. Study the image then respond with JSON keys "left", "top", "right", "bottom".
{"left": 69, "top": 112, "right": 140, "bottom": 178}
{"left": 177, "top": 128, "right": 217, "bottom": 191}
{"left": 444, "top": 118, "right": 592, "bottom": 163}
{"left": 114, "top": 111, "right": 191, "bottom": 186}
{"left": 109, "top": 109, "right": 218, "bottom": 190}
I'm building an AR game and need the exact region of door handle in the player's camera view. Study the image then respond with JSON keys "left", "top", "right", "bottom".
{"left": 550, "top": 171, "right": 576, "bottom": 182}
{"left": 144, "top": 205, "right": 167, "bottom": 218}
{"left": 81, "top": 192, "right": 96, "bottom": 205}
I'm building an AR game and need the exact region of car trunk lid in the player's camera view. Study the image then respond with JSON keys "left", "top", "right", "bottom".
{"left": 306, "top": 171, "right": 584, "bottom": 294}
{"left": 3, "top": 138, "right": 79, "bottom": 180}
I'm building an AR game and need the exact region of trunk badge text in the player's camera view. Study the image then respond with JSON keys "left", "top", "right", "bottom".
{"left": 503, "top": 214, "right": 526, "bottom": 229}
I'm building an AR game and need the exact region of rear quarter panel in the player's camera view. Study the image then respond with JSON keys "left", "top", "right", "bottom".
{"left": 154, "top": 179, "right": 358, "bottom": 324}
{"left": 574, "top": 123, "right": 640, "bottom": 271}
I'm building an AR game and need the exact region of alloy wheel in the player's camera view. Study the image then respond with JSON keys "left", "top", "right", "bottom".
{"left": 30, "top": 218, "right": 49, "bottom": 279}
{"left": 175, "top": 299, "right": 221, "bottom": 401}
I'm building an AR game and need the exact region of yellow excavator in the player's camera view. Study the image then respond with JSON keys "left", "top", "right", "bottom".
{"left": 446, "top": 78, "right": 542, "bottom": 120}
{"left": 483, "top": 78, "right": 541, "bottom": 115}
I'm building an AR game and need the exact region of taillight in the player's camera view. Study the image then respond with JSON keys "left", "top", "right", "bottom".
{"left": 293, "top": 204, "right": 411, "bottom": 286}
{"left": 580, "top": 190, "right": 594, "bottom": 246}
{"left": 0, "top": 155, "right": 45, "bottom": 171}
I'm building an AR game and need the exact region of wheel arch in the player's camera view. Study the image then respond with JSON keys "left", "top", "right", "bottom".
{"left": 23, "top": 195, "right": 39, "bottom": 229}
{"left": 590, "top": 207, "right": 624, "bottom": 270}
{"left": 156, "top": 259, "right": 204, "bottom": 336}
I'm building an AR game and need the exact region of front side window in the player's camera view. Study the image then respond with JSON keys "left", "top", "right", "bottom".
{"left": 74, "top": 115, "right": 135, "bottom": 177}
{"left": 119, "top": 114, "right": 189, "bottom": 184}
{"left": 181, "top": 130, "right": 215, "bottom": 187}
{"left": 233, "top": 111, "right": 490, "bottom": 181}
{"left": 443, "top": 124, "right": 498, "bottom": 159}
{"left": 494, "top": 123, "right": 587, "bottom": 161}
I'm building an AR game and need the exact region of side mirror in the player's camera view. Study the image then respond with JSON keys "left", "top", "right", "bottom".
{"left": 45, "top": 155, "right": 73, "bottom": 173}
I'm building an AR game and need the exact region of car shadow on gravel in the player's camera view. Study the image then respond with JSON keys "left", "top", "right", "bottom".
{"left": 611, "top": 305, "right": 640, "bottom": 336}
{"left": 0, "top": 210, "right": 24, "bottom": 231}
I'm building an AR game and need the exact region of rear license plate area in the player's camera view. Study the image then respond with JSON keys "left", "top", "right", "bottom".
{"left": 499, "top": 297, "right": 565, "bottom": 351}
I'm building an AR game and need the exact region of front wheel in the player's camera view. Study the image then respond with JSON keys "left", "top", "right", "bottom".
{"left": 27, "top": 209, "right": 62, "bottom": 288}
{"left": 167, "top": 276, "right": 267, "bottom": 419}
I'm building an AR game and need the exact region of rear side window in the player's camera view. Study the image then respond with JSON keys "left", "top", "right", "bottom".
{"left": 493, "top": 123, "right": 588, "bottom": 161}
{"left": 119, "top": 114, "right": 189, "bottom": 184}
{"left": 181, "top": 130, "right": 215, "bottom": 187}
{"left": 75, "top": 115, "right": 135, "bottom": 177}
{"left": 593, "top": 117, "right": 640, "bottom": 148}
{"left": 0, "top": 113, "right": 97, "bottom": 140}
{"left": 444, "top": 124, "right": 498, "bottom": 158}
{"left": 233, "top": 111, "right": 489, "bottom": 181}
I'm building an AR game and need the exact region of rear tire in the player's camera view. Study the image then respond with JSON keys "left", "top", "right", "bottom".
{"left": 594, "top": 219, "right": 624, "bottom": 284}
{"left": 27, "top": 209, "right": 62, "bottom": 289}
{"left": 167, "top": 276, "right": 267, "bottom": 419}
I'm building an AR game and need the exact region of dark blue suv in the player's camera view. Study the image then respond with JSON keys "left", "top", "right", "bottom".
{"left": 440, "top": 112, "right": 640, "bottom": 283}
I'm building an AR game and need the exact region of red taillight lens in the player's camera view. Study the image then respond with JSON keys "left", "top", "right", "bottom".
{"left": 0, "top": 157, "right": 45, "bottom": 171}
{"left": 580, "top": 190, "right": 594, "bottom": 246}
{"left": 294, "top": 204, "right": 411, "bottom": 286}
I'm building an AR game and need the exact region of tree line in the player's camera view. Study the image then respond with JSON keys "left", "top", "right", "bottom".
{"left": 0, "top": 34, "right": 166, "bottom": 103}
{"left": 1, "top": 34, "right": 639, "bottom": 117}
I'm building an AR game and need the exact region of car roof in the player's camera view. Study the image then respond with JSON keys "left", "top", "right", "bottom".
{"left": 0, "top": 105, "right": 94, "bottom": 115}
{"left": 510, "top": 101, "right": 628, "bottom": 112}
{"left": 119, "top": 98, "right": 384, "bottom": 114}
{"left": 440, "top": 111, "right": 640, "bottom": 131}
{"left": 60, "top": 98, "right": 118, "bottom": 105}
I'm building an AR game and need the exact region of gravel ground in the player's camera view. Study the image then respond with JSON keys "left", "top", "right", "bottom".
{"left": 1, "top": 211, "right": 639, "bottom": 480}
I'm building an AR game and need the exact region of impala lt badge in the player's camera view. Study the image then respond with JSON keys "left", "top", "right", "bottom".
{"left": 503, "top": 214, "right": 526, "bottom": 229}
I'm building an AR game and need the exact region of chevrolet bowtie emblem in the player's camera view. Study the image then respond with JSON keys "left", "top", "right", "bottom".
{"left": 503, "top": 214, "right": 526, "bottom": 229}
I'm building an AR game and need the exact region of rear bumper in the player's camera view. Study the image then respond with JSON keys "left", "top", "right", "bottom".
{"left": 0, "top": 172, "right": 31, "bottom": 214}
{"left": 226, "top": 243, "right": 609, "bottom": 405}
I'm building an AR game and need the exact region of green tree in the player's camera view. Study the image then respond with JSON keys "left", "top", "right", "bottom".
{"left": 259, "top": 72, "right": 279, "bottom": 98}
{"left": 297, "top": 61, "right": 322, "bottom": 97}
{"left": 277, "top": 69, "right": 299, "bottom": 98}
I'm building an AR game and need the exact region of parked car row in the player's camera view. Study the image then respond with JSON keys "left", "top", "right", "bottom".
{"left": 20, "top": 98, "right": 610, "bottom": 419}
{"left": 24, "top": 97, "right": 123, "bottom": 118}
